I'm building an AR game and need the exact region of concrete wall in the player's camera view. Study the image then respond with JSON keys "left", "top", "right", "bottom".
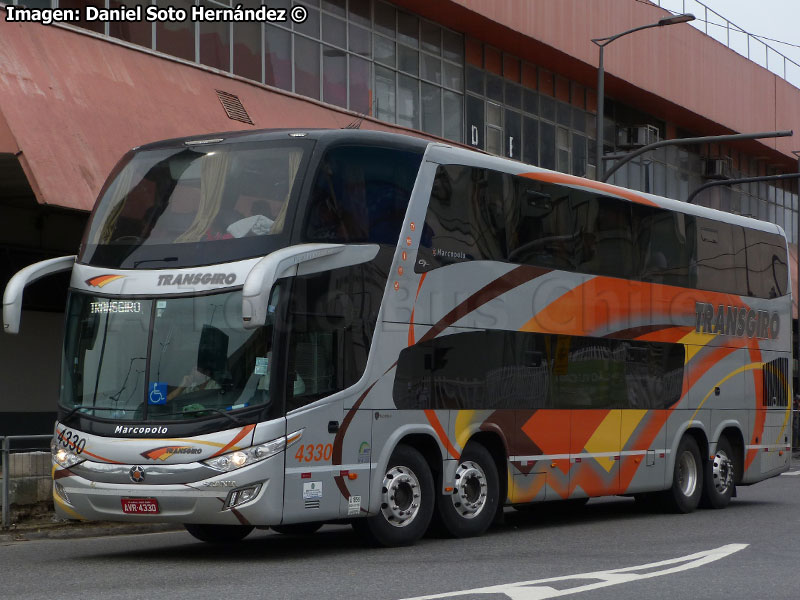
{"left": 1, "top": 452, "right": 52, "bottom": 515}
{"left": 0, "top": 311, "right": 62, "bottom": 435}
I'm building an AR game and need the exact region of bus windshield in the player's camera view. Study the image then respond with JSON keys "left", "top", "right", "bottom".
{"left": 61, "top": 289, "right": 281, "bottom": 423}
{"left": 80, "top": 139, "right": 312, "bottom": 269}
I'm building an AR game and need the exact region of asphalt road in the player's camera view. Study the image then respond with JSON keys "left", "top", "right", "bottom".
{"left": 3, "top": 469, "right": 800, "bottom": 600}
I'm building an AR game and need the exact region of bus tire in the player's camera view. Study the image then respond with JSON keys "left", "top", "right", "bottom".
{"left": 661, "top": 435, "right": 703, "bottom": 513}
{"left": 434, "top": 442, "right": 499, "bottom": 538}
{"left": 700, "top": 437, "right": 735, "bottom": 509}
{"left": 352, "top": 444, "right": 433, "bottom": 547}
{"left": 184, "top": 523, "right": 254, "bottom": 543}
{"left": 271, "top": 522, "right": 323, "bottom": 535}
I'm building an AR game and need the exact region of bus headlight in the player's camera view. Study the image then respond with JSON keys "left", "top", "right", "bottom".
{"left": 51, "top": 439, "right": 84, "bottom": 468}
{"left": 203, "top": 429, "right": 303, "bottom": 472}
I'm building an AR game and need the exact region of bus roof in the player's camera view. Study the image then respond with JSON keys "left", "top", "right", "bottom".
{"left": 134, "top": 128, "right": 431, "bottom": 154}
{"left": 132, "top": 128, "right": 784, "bottom": 241}
{"left": 424, "top": 142, "right": 786, "bottom": 239}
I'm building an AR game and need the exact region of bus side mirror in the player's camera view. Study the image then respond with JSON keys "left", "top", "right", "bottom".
{"left": 3, "top": 255, "right": 76, "bottom": 334}
{"left": 241, "top": 243, "right": 379, "bottom": 329}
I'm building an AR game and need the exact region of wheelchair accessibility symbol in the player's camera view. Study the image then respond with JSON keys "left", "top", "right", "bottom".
{"left": 148, "top": 382, "right": 167, "bottom": 405}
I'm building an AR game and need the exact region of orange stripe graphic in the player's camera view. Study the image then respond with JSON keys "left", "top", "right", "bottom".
{"left": 210, "top": 424, "right": 255, "bottom": 458}
{"left": 424, "top": 409, "right": 460, "bottom": 459}
{"left": 520, "top": 171, "right": 658, "bottom": 207}
{"left": 81, "top": 449, "right": 125, "bottom": 464}
{"left": 85, "top": 274, "right": 125, "bottom": 288}
{"left": 524, "top": 276, "right": 746, "bottom": 340}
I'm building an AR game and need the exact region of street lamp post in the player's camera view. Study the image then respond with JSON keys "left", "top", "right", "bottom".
{"left": 793, "top": 150, "right": 800, "bottom": 446}
{"left": 592, "top": 13, "right": 695, "bottom": 181}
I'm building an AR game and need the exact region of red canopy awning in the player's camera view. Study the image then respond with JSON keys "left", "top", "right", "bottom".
{"left": 0, "top": 19, "right": 433, "bottom": 212}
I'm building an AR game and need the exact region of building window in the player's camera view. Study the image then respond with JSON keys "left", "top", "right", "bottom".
{"left": 156, "top": 0, "right": 195, "bottom": 61}
{"left": 464, "top": 40, "right": 592, "bottom": 174}
{"left": 365, "top": 1, "right": 464, "bottom": 140}
{"left": 50, "top": 0, "right": 463, "bottom": 142}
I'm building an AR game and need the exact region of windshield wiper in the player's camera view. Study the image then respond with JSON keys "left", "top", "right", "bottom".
{"left": 155, "top": 406, "right": 243, "bottom": 426}
{"left": 183, "top": 406, "right": 243, "bottom": 426}
{"left": 60, "top": 405, "right": 93, "bottom": 421}
{"left": 133, "top": 256, "right": 178, "bottom": 268}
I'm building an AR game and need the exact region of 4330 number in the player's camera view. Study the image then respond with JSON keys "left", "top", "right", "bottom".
{"left": 294, "top": 443, "right": 332, "bottom": 462}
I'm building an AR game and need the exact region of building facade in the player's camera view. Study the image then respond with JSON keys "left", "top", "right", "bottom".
{"left": 1, "top": 0, "right": 799, "bottom": 434}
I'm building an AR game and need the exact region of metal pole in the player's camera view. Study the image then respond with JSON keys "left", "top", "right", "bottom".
{"left": 2, "top": 437, "right": 8, "bottom": 529}
{"left": 794, "top": 151, "right": 800, "bottom": 449}
{"left": 596, "top": 45, "right": 605, "bottom": 181}
{"left": 591, "top": 14, "right": 695, "bottom": 181}
{"left": 602, "top": 130, "right": 793, "bottom": 183}
{"left": 686, "top": 172, "right": 800, "bottom": 205}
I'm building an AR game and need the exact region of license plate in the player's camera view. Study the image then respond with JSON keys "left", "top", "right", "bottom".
{"left": 121, "top": 497, "right": 159, "bottom": 514}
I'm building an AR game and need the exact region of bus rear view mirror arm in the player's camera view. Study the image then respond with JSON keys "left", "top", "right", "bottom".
{"left": 3, "top": 255, "right": 76, "bottom": 334}
{"left": 241, "top": 244, "right": 379, "bottom": 329}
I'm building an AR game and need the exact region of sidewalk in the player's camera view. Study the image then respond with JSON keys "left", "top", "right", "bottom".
{"left": 0, "top": 519, "right": 181, "bottom": 543}
{"left": 0, "top": 504, "right": 181, "bottom": 543}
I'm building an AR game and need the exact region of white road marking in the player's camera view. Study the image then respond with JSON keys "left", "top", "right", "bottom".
{"left": 400, "top": 543, "right": 748, "bottom": 600}
{"left": 780, "top": 470, "right": 800, "bottom": 476}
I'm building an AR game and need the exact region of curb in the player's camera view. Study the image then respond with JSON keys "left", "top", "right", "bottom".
{"left": 0, "top": 521, "right": 182, "bottom": 543}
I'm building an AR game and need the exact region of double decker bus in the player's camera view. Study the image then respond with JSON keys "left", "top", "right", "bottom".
{"left": 4, "top": 129, "right": 791, "bottom": 546}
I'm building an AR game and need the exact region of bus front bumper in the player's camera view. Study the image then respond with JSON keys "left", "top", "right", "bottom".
{"left": 53, "top": 460, "right": 284, "bottom": 526}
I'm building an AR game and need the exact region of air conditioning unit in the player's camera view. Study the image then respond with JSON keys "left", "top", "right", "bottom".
{"left": 617, "top": 124, "right": 660, "bottom": 149}
{"left": 703, "top": 156, "right": 732, "bottom": 180}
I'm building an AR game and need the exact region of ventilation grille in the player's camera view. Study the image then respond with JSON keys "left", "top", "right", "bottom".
{"left": 215, "top": 90, "right": 253, "bottom": 125}
{"left": 762, "top": 357, "right": 789, "bottom": 407}
{"left": 304, "top": 499, "right": 321, "bottom": 510}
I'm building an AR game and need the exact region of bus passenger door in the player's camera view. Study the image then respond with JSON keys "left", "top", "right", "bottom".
{"left": 281, "top": 321, "right": 348, "bottom": 524}
{"left": 283, "top": 398, "right": 343, "bottom": 524}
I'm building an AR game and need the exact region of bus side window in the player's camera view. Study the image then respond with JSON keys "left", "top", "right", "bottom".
{"left": 507, "top": 181, "right": 577, "bottom": 270}
{"left": 694, "top": 218, "right": 739, "bottom": 295}
{"left": 418, "top": 165, "right": 510, "bottom": 271}
{"left": 306, "top": 155, "right": 369, "bottom": 242}
{"left": 634, "top": 205, "right": 695, "bottom": 289}
{"left": 740, "top": 228, "right": 789, "bottom": 298}
{"left": 576, "top": 196, "right": 633, "bottom": 279}
{"left": 286, "top": 258, "right": 388, "bottom": 410}
{"left": 304, "top": 145, "right": 422, "bottom": 245}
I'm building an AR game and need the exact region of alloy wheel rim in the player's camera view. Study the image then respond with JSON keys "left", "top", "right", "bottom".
{"left": 712, "top": 450, "right": 733, "bottom": 494}
{"left": 380, "top": 466, "right": 421, "bottom": 528}
{"left": 677, "top": 449, "right": 698, "bottom": 497}
{"left": 450, "top": 460, "right": 488, "bottom": 519}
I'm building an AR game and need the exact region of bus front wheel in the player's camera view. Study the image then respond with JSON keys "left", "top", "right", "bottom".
{"left": 184, "top": 523, "right": 254, "bottom": 543}
{"left": 661, "top": 435, "right": 703, "bottom": 513}
{"left": 434, "top": 442, "right": 499, "bottom": 538}
{"left": 352, "top": 444, "right": 433, "bottom": 547}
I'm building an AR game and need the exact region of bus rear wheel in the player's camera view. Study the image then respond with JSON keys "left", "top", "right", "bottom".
{"left": 660, "top": 435, "right": 703, "bottom": 513}
{"left": 700, "top": 437, "right": 735, "bottom": 509}
{"left": 352, "top": 444, "right": 433, "bottom": 547}
{"left": 434, "top": 442, "right": 499, "bottom": 538}
{"left": 184, "top": 523, "right": 254, "bottom": 543}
